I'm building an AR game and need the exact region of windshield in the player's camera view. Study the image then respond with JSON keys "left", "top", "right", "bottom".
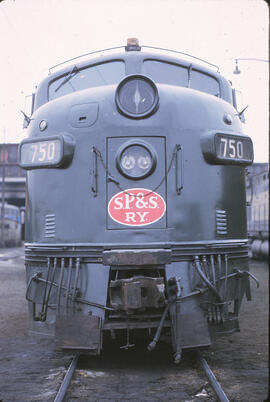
{"left": 143, "top": 60, "right": 220, "bottom": 97}
{"left": 48, "top": 61, "right": 125, "bottom": 100}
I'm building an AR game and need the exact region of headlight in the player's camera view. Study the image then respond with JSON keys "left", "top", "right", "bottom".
{"left": 115, "top": 75, "right": 159, "bottom": 118}
{"left": 116, "top": 140, "right": 157, "bottom": 179}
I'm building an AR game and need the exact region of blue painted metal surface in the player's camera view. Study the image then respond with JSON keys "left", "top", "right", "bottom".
{"left": 20, "top": 42, "right": 254, "bottom": 358}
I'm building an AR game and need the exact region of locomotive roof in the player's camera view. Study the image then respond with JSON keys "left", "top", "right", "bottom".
{"left": 34, "top": 47, "right": 233, "bottom": 110}
{"left": 48, "top": 48, "right": 221, "bottom": 80}
{"left": 48, "top": 44, "right": 220, "bottom": 74}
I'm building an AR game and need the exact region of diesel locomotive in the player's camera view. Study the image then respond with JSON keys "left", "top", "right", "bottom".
{"left": 20, "top": 39, "right": 257, "bottom": 362}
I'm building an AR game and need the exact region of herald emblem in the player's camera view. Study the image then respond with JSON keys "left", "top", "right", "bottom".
{"left": 108, "top": 188, "right": 166, "bottom": 226}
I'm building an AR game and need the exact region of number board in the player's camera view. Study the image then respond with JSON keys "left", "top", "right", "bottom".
{"left": 201, "top": 132, "right": 253, "bottom": 165}
{"left": 19, "top": 135, "right": 75, "bottom": 170}
{"left": 214, "top": 134, "right": 253, "bottom": 164}
{"left": 20, "top": 138, "right": 62, "bottom": 168}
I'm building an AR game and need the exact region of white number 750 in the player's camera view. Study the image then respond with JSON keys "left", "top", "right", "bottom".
{"left": 220, "top": 138, "right": 243, "bottom": 159}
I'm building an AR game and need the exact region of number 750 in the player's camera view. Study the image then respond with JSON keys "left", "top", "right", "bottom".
{"left": 220, "top": 138, "right": 243, "bottom": 159}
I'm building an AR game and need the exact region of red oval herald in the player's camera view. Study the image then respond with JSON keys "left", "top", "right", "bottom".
{"left": 108, "top": 188, "right": 166, "bottom": 226}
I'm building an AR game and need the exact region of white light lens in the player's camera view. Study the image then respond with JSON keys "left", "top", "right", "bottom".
{"left": 137, "top": 155, "right": 151, "bottom": 170}
{"left": 121, "top": 155, "right": 136, "bottom": 170}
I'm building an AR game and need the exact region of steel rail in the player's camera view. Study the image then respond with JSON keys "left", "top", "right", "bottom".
{"left": 198, "top": 353, "right": 230, "bottom": 402}
{"left": 54, "top": 354, "right": 79, "bottom": 402}
{"left": 53, "top": 352, "right": 229, "bottom": 401}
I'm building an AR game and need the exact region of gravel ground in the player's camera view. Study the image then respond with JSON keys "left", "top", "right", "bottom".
{"left": 0, "top": 249, "right": 268, "bottom": 401}
{"left": 202, "top": 259, "right": 269, "bottom": 402}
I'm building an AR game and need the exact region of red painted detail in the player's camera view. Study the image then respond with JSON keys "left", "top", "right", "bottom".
{"left": 108, "top": 188, "right": 166, "bottom": 226}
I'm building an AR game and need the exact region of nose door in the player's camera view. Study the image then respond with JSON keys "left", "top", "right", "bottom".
{"left": 106, "top": 136, "right": 167, "bottom": 230}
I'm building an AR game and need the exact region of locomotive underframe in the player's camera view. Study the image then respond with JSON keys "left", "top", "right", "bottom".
{"left": 25, "top": 241, "right": 252, "bottom": 358}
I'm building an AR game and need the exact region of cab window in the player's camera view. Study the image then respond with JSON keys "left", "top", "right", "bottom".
{"left": 190, "top": 70, "right": 220, "bottom": 97}
{"left": 49, "top": 61, "right": 125, "bottom": 100}
{"left": 143, "top": 60, "right": 220, "bottom": 97}
{"left": 143, "top": 60, "right": 188, "bottom": 86}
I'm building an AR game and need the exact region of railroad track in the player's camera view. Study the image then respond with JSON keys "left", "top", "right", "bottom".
{"left": 54, "top": 350, "right": 230, "bottom": 402}
{"left": 54, "top": 354, "right": 79, "bottom": 402}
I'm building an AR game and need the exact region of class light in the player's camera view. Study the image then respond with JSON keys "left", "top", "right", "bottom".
{"left": 39, "top": 120, "right": 48, "bottom": 131}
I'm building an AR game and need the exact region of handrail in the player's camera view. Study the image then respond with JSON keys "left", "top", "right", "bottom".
{"left": 48, "top": 45, "right": 125, "bottom": 73}
{"left": 48, "top": 44, "right": 220, "bottom": 74}
{"left": 142, "top": 45, "right": 219, "bottom": 71}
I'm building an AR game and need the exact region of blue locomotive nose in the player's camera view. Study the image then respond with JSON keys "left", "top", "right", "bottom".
{"left": 20, "top": 40, "right": 256, "bottom": 360}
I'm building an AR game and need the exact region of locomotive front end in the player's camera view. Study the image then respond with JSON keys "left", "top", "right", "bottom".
{"left": 20, "top": 40, "right": 255, "bottom": 361}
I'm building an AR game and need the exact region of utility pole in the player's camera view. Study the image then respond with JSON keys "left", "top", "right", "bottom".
{"left": 1, "top": 128, "right": 6, "bottom": 247}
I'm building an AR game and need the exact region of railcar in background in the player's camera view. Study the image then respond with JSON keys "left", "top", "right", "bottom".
{"left": 19, "top": 39, "right": 257, "bottom": 362}
{"left": 0, "top": 203, "right": 21, "bottom": 247}
{"left": 246, "top": 166, "right": 269, "bottom": 259}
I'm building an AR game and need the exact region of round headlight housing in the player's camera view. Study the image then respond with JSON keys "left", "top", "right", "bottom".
{"left": 115, "top": 75, "right": 159, "bottom": 118}
{"left": 116, "top": 140, "right": 157, "bottom": 179}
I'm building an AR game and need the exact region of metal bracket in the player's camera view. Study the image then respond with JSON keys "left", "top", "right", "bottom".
{"left": 120, "top": 321, "right": 135, "bottom": 349}
{"left": 26, "top": 268, "right": 114, "bottom": 320}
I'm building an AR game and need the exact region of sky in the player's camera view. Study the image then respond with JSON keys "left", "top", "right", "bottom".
{"left": 0, "top": 0, "right": 269, "bottom": 162}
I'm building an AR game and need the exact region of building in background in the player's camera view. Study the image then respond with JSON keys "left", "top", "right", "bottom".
{"left": 0, "top": 143, "right": 26, "bottom": 246}
{"left": 246, "top": 162, "right": 269, "bottom": 259}
{"left": 0, "top": 143, "right": 26, "bottom": 207}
